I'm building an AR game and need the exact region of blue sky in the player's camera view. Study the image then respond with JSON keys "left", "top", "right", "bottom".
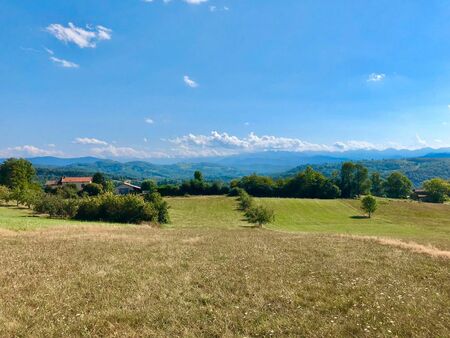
{"left": 1, "top": 0, "right": 450, "bottom": 159}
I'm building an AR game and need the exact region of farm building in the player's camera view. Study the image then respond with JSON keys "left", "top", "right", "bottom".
{"left": 411, "top": 189, "right": 429, "bottom": 202}
{"left": 45, "top": 176, "right": 93, "bottom": 191}
{"left": 115, "top": 182, "right": 142, "bottom": 195}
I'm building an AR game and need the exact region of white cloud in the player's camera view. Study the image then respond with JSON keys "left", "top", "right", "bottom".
{"left": 73, "top": 137, "right": 108, "bottom": 145}
{"left": 184, "top": 0, "right": 208, "bottom": 4}
{"left": 367, "top": 73, "right": 386, "bottom": 82}
{"left": 210, "top": 5, "right": 229, "bottom": 12}
{"left": 46, "top": 23, "right": 112, "bottom": 48}
{"left": 183, "top": 75, "right": 198, "bottom": 88}
{"left": 50, "top": 56, "right": 79, "bottom": 68}
{"left": 0, "top": 145, "right": 64, "bottom": 157}
{"left": 169, "top": 131, "right": 393, "bottom": 157}
{"left": 415, "top": 134, "right": 427, "bottom": 146}
{"left": 44, "top": 47, "right": 54, "bottom": 55}
{"left": 145, "top": 118, "right": 154, "bottom": 124}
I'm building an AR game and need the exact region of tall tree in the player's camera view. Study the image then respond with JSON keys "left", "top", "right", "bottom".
{"left": 0, "top": 158, "right": 36, "bottom": 190}
{"left": 422, "top": 178, "right": 450, "bottom": 203}
{"left": 370, "top": 172, "right": 385, "bottom": 197}
{"left": 353, "top": 164, "right": 371, "bottom": 196}
{"left": 194, "top": 170, "right": 203, "bottom": 182}
{"left": 339, "top": 162, "right": 356, "bottom": 198}
{"left": 339, "top": 162, "right": 370, "bottom": 198}
{"left": 384, "top": 172, "right": 412, "bottom": 199}
{"left": 92, "top": 172, "right": 106, "bottom": 187}
{"left": 141, "top": 179, "right": 157, "bottom": 193}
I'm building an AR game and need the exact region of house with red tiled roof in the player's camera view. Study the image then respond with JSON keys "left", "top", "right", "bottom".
{"left": 45, "top": 176, "right": 93, "bottom": 191}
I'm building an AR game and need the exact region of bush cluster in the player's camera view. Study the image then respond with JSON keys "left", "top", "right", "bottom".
{"left": 236, "top": 188, "right": 274, "bottom": 227}
{"left": 33, "top": 192, "right": 169, "bottom": 224}
{"left": 75, "top": 193, "right": 168, "bottom": 224}
{"left": 34, "top": 195, "right": 79, "bottom": 219}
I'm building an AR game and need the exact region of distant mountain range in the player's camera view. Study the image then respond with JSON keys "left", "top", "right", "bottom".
{"left": 1, "top": 148, "right": 449, "bottom": 185}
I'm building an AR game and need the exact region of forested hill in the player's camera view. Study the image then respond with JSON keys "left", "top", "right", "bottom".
{"left": 283, "top": 157, "right": 450, "bottom": 187}
{"left": 34, "top": 160, "right": 246, "bottom": 183}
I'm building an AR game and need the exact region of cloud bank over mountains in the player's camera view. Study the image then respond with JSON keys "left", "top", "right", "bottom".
{"left": 1, "top": 131, "right": 446, "bottom": 160}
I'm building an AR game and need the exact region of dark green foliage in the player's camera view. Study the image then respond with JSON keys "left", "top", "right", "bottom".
{"left": 370, "top": 172, "right": 385, "bottom": 197}
{"left": 75, "top": 193, "right": 165, "bottom": 224}
{"left": 0, "top": 158, "right": 36, "bottom": 190}
{"left": 361, "top": 195, "right": 378, "bottom": 218}
{"left": 82, "top": 183, "right": 104, "bottom": 196}
{"left": 34, "top": 195, "right": 79, "bottom": 219}
{"left": 227, "top": 187, "right": 241, "bottom": 197}
{"left": 144, "top": 192, "right": 170, "bottom": 223}
{"left": 194, "top": 170, "right": 203, "bottom": 181}
{"left": 245, "top": 205, "right": 275, "bottom": 227}
{"left": 282, "top": 167, "right": 340, "bottom": 199}
{"left": 158, "top": 184, "right": 182, "bottom": 196}
{"left": 141, "top": 180, "right": 158, "bottom": 193}
{"left": 236, "top": 174, "right": 277, "bottom": 197}
{"left": 384, "top": 172, "right": 412, "bottom": 199}
{"left": 286, "top": 158, "right": 450, "bottom": 187}
{"left": 234, "top": 167, "right": 340, "bottom": 199}
{"left": 92, "top": 172, "right": 106, "bottom": 186}
{"left": 93, "top": 172, "right": 114, "bottom": 192}
{"left": 338, "top": 162, "right": 370, "bottom": 198}
{"left": 157, "top": 172, "right": 230, "bottom": 196}
{"left": 422, "top": 178, "right": 450, "bottom": 203}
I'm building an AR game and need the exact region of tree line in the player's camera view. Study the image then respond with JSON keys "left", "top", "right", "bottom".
{"left": 231, "top": 163, "right": 416, "bottom": 200}
{"left": 151, "top": 162, "right": 449, "bottom": 203}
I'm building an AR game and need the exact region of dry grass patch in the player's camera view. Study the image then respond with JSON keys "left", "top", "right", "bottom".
{"left": 0, "top": 226, "right": 449, "bottom": 337}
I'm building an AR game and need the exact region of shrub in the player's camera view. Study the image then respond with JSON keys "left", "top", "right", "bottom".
{"left": 75, "top": 193, "right": 165, "bottom": 224}
{"left": 245, "top": 205, "right": 275, "bottom": 228}
{"left": 144, "top": 192, "right": 170, "bottom": 224}
{"left": 76, "top": 197, "right": 102, "bottom": 221}
{"left": 237, "top": 188, "right": 254, "bottom": 211}
{"left": 141, "top": 180, "right": 158, "bottom": 193}
{"left": 0, "top": 185, "right": 11, "bottom": 204}
{"left": 82, "top": 183, "right": 104, "bottom": 196}
{"left": 34, "top": 195, "right": 79, "bottom": 219}
{"left": 361, "top": 195, "right": 378, "bottom": 218}
{"left": 21, "top": 188, "right": 43, "bottom": 209}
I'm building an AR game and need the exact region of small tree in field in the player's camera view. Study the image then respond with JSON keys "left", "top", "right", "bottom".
{"left": 361, "top": 195, "right": 378, "bottom": 218}
{"left": 245, "top": 205, "right": 275, "bottom": 228}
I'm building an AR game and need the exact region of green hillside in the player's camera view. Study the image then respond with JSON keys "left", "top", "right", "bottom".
{"left": 168, "top": 196, "right": 450, "bottom": 249}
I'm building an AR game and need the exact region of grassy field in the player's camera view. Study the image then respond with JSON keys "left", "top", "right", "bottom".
{"left": 0, "top": 197, "right": 449, "bottom": 336}
{"left": 167, "top": 196, "right": 450, "bottom": 249}
{"left": 259, "top": 198, "right": 450, "bottom": 249}
{"left": 0, "top": 205, "right": 126, "bottom": 231}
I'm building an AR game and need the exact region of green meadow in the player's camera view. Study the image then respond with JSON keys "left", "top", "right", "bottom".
{"left": 0, "top": 197, "right": 449, "bottom": 337}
